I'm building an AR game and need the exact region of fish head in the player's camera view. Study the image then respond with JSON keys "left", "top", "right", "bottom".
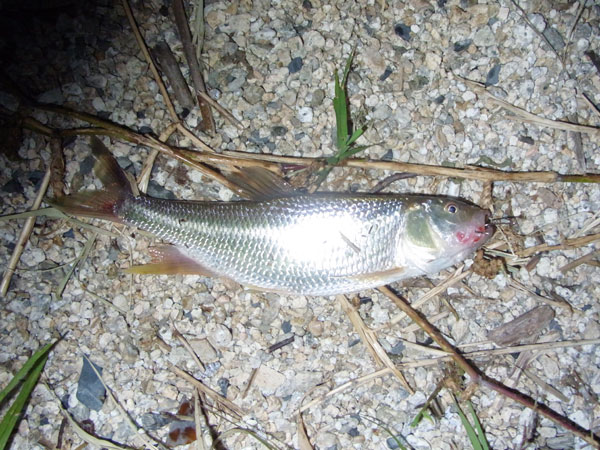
{"left": 402, "top": 197, "right": 494, "bottom": 273}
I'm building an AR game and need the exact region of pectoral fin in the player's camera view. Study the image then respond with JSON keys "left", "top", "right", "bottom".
{"left": 126, "top": 246, "right": 216, "bottom": 276}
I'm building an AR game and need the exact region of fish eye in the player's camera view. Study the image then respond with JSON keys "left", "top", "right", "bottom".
{"left": 445, "top": 203, "right": 458, "bottom": 214}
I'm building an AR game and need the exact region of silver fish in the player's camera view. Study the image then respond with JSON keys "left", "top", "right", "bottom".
{"left": 52, "top": 138, "right": 494, "bottom": 295}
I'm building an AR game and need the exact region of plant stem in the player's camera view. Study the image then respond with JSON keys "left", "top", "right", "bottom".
{"left": 378, "top": 286, "right": 600, "bottom": 447}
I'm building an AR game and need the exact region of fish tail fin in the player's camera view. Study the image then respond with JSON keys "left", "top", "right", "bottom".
{"left": 49, "top": 137, "right": 136, "bottom": 222}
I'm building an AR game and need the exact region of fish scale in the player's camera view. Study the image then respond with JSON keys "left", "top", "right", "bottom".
{"left": 119, "top": 194, "right": 406, "bottom": 295}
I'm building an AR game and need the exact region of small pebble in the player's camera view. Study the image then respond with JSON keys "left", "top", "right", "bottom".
{"left": 394, "top": 23, "right": 411, "bottom": 41}
{"left": 288, "top": 57, "right": 303, "bottom": 73}
{"left": 485, "top": 64, "right": 501, "bottom": 86}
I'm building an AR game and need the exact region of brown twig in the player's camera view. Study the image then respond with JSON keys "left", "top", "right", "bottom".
{"left": 378, "top": 286, "right": 600, "bottom": 447}
{"left": 152, "top": 41, "right": 196, "bottom": 112}
{"left": 1, "top": 165, "right": 51, "bottom": 296}
{"left": 172, "top": 0, "right": 215, "bottom": 133}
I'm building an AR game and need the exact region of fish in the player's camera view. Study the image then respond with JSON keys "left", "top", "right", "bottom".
{"left": 50, "top": 138, "right": 494, "bottom": 296}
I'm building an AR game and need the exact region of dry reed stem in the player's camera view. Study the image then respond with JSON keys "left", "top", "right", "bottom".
{"left": 170, "top": 364, "right": 245, "bottom": 418}
{"left": 27, "top": 107, "right": 600, "bottom": 185}
{"left": 337, "top": 295, "right": 413, "bottom": 394}
{"left": 121, "top": 0, "right": 178, "bottom": 122}
{"left": 0, "top": 165, "right": 51, "bottom": 296}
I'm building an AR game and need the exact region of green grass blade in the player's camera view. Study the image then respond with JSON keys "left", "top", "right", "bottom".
{"left": 345, "top": 127, "right": 364, "bottom": 147}
{"left": 341, "top": 46, "right": 356, "bottom": 86}
{"left": 0, "top": 341, "right": 55, "bottom": 405}
{"left": 342, "top": 145, "right": 371, "bottom": 159}
{"left": 333, "top": 70, "right": 348, "bottom": 150}
{"left": 468, "top": 401, "right": 489, "bottom": 450}
{"left": 0, "top": 353, "right": 50, "bottom": 449}
{"left": 453, "top": 396, "right": 482, "bottom": 450}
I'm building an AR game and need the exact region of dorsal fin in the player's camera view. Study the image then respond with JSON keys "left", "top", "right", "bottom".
{"left": 226, "top": 167, "right": 298, "bottom": 201}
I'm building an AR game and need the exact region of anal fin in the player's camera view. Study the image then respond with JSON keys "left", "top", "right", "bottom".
{"left": 125, "top": 246, "right": 215, "bottom": 276}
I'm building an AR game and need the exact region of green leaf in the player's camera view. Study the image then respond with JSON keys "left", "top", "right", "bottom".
{"left": 0, "top": 341, "right": 55, "bottom": 405}
{"left": 0, "top": 343, "right": 53, "bottom": 450}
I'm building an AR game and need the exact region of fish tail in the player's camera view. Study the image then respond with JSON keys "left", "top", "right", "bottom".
{"left": 49, "top": 137, "right": 135, "bottom": 222}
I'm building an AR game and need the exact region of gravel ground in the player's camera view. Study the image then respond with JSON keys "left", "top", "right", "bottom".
{"left": 1, "top": 0, "right": 599, "bottom": 449}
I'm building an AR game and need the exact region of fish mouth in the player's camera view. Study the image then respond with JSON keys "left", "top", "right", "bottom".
{"left": 473, "top": 211, "right": 495, "bottom": 244}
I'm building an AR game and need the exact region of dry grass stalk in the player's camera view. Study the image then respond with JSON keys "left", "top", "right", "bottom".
{"left": 297, "top": 413, "right": 314, "bottom": 450}
{"left": 138, "top": 122, "right": 179, "bottom": 193}
{"left": 337, "top": 295, "right": 413, "bottom": 394}
{"left": 1, "top": 166, "right": 51, "bottom": 296}
{"left": 518, "top": 232, "right": 600, "bottom": 257}
{"left": 461, "top": 77, "right": 600, "bottom": 137}
{"left": 299, "top": 337, "right": 600, "bottom": 414}
{"left": 194, "top": 389, "right": 209, "bottom": 450}
{"left": 381, "top": 266, "right": 470, "bottom": 329}
{"left": 402, "top": 311, "right": 449, "bottom": 334}
{"left": 170, "top": 364, "right": 245, "bottom": 418}
{"left": 121, "top": 0, "right": 178, "bottom": 122}
{"left": 560, "top": 249, "right": 600, "bottom": 273}
{"left": 45, "top": 382, "right": 129, "bottom": 450}
{"left": 298, "top": 368, "right": 391, "bottom": 414}
{"left": 508, "top": 279, "right": 573, "bottom": 312}
{"left": 197, "top": 91, "right": 244, "bottom": 129}
{"left": 171, "top": 322, "right": 205, "bottom": 371}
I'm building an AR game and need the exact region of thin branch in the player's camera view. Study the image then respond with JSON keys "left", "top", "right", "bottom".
{"left": 378, "top": 286, "right": 600, "bottom": 447}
